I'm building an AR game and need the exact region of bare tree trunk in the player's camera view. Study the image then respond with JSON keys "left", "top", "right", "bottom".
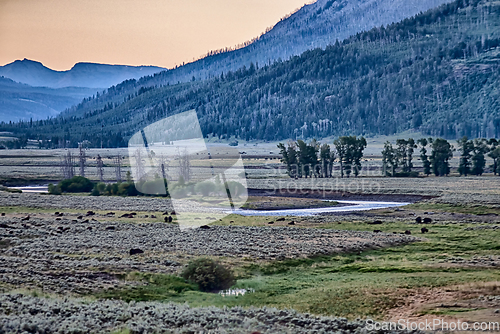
{"left": 114, "top": 155, "right": 122, "bottom": 182}
{"left": 79, "top": 144, "right": 86, "bottom": 177}
{"left": 60, "top": 151, "right": 75, "bottom": 179}
{"left": 134, "top": 149, "right": 145, "bottom": 182}
{"left": 97, "top": 155, "right": 104, "bottom": 183}
{"left": 177, "top": 148, "right": 191, "bottom": 182}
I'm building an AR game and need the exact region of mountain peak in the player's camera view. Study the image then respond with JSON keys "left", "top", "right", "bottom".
{"left": 11, "top": 58, "right": 46, "bottom": 67}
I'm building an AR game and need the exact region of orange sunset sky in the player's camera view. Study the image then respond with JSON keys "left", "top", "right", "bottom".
{"left": 0, "top": 0, "right": 311, "bottom": 71}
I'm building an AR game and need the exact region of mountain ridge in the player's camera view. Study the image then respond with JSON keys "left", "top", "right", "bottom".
{"left": 48, "top": 0, "right": 455, "bottom": 125}
{"left": 137, "top": 0, "right": 453, "bottom": 87}
{"left": 0, "top": 59, "right": 166, "bottom": 89}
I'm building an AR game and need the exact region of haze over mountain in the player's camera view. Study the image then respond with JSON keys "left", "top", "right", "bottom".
{"left": 0, "top": 60, "right": 166, "bottom": 121}
{"left": 0, "top": 77, "right": 99, "bottom": 122}
{"left": 0, "top": 59, "right": 166, "bottom": 89}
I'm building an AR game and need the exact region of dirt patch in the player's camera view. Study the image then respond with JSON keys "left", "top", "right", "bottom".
{"left": 386, "top": 282, "right": 500, "bottom": 325}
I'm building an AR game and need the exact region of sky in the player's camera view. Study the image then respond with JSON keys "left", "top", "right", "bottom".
{"left": 0, "top": 0, "right": 311, "bottom": 71}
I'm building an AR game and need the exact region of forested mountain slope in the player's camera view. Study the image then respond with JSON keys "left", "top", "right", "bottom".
{"left": 98, "top": 0, "right": 453, "bottom": 87}
{"left": 35, "top": 0, "right": 453, "bottom": 120}
{"left": 3, "top": 0, "right": 500, "bottom": 147}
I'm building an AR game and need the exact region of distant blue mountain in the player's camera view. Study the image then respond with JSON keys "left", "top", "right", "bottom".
{"left": 0, "top": 59, "right": 166, "bottom": 89}
{"left": 0, "top": 76, "right": 100, "bottom": 122}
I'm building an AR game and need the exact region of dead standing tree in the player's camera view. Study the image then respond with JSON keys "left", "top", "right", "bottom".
{"left": 156, "top": 154, "right": 169, "bottom": 181}
{"left": 114, "top": 155, "right": 122, "bottom": 182}
{"left": 176, "top": 148, "right": 191, "bottom": 182}
{"left": 78, "top": 143, "right": 86, "bottom": 177}
{"left": 134, "top": 149, "right": 145, "bottom": 183}
{"left": 60, "top": 151, "right": 75, "bottom": 179}
{"left": 96, "top": 155, "right": 104, "bottom": 182}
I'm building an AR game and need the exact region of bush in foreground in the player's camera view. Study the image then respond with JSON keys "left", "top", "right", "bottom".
{"left": 181, "top": 258, "right": 235, "bottom": 292}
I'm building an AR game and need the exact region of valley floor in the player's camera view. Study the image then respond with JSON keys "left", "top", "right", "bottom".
{"left": 0, "top": 163, "right": 500, "bottom": 332}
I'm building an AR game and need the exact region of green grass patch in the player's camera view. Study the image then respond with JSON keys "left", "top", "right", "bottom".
{"left": 96, "top": 273, "right": 198, "bottom": 302}
{"left": 406, "top": 202, "right": 500, "bottom": 215}
{"left": 88, "top": 213, "right": 500, "bottom": 319}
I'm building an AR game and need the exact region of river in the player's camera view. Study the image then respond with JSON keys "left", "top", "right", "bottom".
{"left": 12, "top": 186, "right": 408, "bottom": 215}
{"left": 230, "top": 200, "right": 409, "bottom": 216}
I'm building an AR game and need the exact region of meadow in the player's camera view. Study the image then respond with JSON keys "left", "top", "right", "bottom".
{"left": 0, "top": 146, "right": 499, "bottom": 332}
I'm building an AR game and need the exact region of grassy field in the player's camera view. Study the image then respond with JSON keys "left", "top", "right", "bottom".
{"left": 1, "top": 146, "right": 500, "bottom": 325}
{"left": 95, "top": 214, "right": 500, "bottom": 322}
{"left": 1, "top": 145, "right": 500, "bottom": 185}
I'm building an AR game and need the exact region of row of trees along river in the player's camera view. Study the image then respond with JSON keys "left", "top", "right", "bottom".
{"left": 278, "top": 137, "right": 500, "bottom": 178}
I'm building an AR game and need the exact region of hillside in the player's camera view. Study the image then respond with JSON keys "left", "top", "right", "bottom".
{"left": 118, "top": 0, "right": 453, "bottom": 86}
{"left": 0, "top": 59, "right": 166, "bottom": 89}
{"left": 0, "top": 77, "right": 99, "bottom": 122}
{"left": 2, "top": 0, "right": 500, "bottom": 147}
{"left": 36, "top": 0, "right": 453, "bottom": 119}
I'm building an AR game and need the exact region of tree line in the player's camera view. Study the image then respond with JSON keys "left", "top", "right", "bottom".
{"left": 457, "top": 137, "right": 499, "bottom": 176}
{"left": 382, "top": 137, "right": 500, "bottom": 177}
{"left": 279, "top": 136, "right": 500, "bottom": 178}
{"left": 278, "top": 136, "right": 367, "bottom": 178}
{"left": 382, "top": 138, "right": 453, "bottom": 177}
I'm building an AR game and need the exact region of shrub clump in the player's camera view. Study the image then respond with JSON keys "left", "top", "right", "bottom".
{"left": 181, "top": 258, "right": 235, "bottom": 292}
{"left": 60, "top": 176, "right": 93, "bottom": 193}
{"left": 48, "top": 183, "right": 61, "bottom": 195}
{"left": 49, "top": 176, "right": 93, "bottom": 194}
{"left": 91, "top": 181, "right": 139, "bottom": 196}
